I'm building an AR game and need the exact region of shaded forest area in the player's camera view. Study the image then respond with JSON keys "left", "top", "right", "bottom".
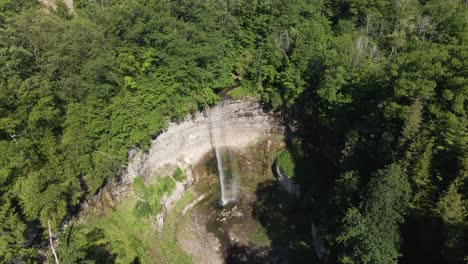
{"left": 0, "top": 0, "right": 466, "bottom": 263}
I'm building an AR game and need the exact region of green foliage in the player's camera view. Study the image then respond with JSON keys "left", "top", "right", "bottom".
{"left": 57, "top": 226, "right": 115, "bottom": 264}
{"left": 249, "top": 225, "right": 271, "bottom": 246}
{"left": 0, "top": 196, "right": 32, "bottom": 262}
{"left": 172, "top": 167, "right": 185, "bottom": 182}
{"left": 437, "top": 183, "right": 465, "bottom": 225}
{"left": 159, "top": 190, "right": 195, "bottom": 264}
{"left": 399, "top": 99, "right": 423, "bottom": 147}
{"left": 75, "top": 198, "right": 154, "bottom": 264}
{"left": 0, "top": 0, "right": 466, "bottom": 262}
{"left": 228, "top": 85, "right": 260, "bottom": 99}
{"left": 132, "top": 176, "right": 176, "bottom": 218}
{"left": 336, "top": 164, "right": 411, "bottom": 264}
{"left": 333, "top": 171, "right": 360, "bottom": 212}
{"left": 276, "top": 149, "right": 296, "bottom": 179}
{"left": 133, "top": 200, "right": 153, "bottom": 219}
{"left": 436, "top": 182, "right": 467, "bottom": 263}
{"left": 59, "top": 176, "right": 180, "bottom": 264}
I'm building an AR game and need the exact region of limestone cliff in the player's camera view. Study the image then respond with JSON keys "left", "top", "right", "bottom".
{"left": 82, "top": 99, "right": 284, "bottom": 215}
{"left": 39, "top": 0, "right": 74, "bottom": 12}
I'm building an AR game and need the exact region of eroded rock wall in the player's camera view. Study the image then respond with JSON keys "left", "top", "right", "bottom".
{"left": 122, "top": 99, "right": 283, "bottom": 183}
{"left": 39, "top": 0, "right": 74, "bottom": 12}
{"left": 82, "top": 99, "right": 284, "bottom": 215}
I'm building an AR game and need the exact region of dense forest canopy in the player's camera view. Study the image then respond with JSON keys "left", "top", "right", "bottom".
{"left": 0, "top": 0, "right": 466, "bottom": 263}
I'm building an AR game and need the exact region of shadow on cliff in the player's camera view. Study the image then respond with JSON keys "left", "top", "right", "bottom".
{"left": 226, "top": 180, "right": 318, "bottom": 264}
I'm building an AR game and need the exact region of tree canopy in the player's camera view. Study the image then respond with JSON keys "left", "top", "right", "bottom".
{"left": 0, "top": 0, "right": 466, "bottom": 263}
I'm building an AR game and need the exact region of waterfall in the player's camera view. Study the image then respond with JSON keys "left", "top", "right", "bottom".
{"left": 210, "top": 104, "right": 237, "bottom": 205}
{"left": 213, "top": 132, "right": 228, "bottom": 205}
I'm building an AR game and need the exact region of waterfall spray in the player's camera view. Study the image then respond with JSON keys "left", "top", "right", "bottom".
{"left": 210, "top": 104, "right": 237, "bottom": 205}
{"left": 213, "top": 134, "right": 228, "bottom": 205}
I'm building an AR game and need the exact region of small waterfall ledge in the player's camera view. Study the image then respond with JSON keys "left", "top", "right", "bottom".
{"left": 82, "top": 99, "right": 284, "bottom": 222}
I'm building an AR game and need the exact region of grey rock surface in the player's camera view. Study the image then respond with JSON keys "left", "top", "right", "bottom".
{"left": 82, "top": 99, "right": 284, "bottom": 217}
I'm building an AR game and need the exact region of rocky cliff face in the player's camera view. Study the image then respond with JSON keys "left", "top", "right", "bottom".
{"left": 122, "top": 100, "right": 283, "bottom": 182}
{"left": 82, "top": 99, "right": 284, "bottom": 215}
{"left": 39, "top": 0, "right": 74, "bottom": 12}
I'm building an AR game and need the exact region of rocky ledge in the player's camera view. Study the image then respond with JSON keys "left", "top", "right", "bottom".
{"left": 81, "top": 99, "right": 284, "bottom": 218}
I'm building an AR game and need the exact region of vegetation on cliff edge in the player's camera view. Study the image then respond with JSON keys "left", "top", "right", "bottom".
{"left": 0, "top": 0, "right": 466, "bottom": 263}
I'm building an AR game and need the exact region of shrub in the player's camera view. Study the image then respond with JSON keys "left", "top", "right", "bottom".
{"left": 172, "top": 167, "right": 185, "bottom": 182}
{"left": 132, "top": 176, "right": 175, "bottom": 218}
{"left": 228, "top": 84, "right": 260, "bottom": 99}
{"left": 134, "top": 200, "right": 153, "bottom": 218}
{"left": 277, "top": 149, "right": 295, "bottom": 179}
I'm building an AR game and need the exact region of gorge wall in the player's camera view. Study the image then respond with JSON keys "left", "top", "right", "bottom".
{"left": 124, "top": 99, "right": 284, "bottom": 183}
{"left": 82, "top": 99, "right": 284, "bottom": 215}
{"left": 39, "top": 0, "right": 74, "bottom": 12}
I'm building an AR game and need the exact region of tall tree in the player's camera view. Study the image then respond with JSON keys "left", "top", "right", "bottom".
{"left": 336, "top": 164, "right": 411, "bottom": 263}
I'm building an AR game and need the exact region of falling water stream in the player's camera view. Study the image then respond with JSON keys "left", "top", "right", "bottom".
{"left": 210, "top": 104, "right": 237, "bottom": 205}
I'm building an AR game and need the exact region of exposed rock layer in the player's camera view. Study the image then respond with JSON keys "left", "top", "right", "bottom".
{"left": 124, "top": 99, "right": 283, "bottom": 183}
{"left": 39, "top": 0, "right": 74, "bottom": 12}
{"left": 82, "top": 99, "right": 284, "bottom": 215}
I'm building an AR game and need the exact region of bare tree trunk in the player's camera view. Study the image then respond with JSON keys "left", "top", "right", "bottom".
{"left": 389, "top": 46, "right": 396, "bottom": 60}
{"left": 9, "top": 133, "right": 17, "bottom": 144}
{"left": 94, "top": 150, "right": 114, "bottom": 160}
{"left": 48, "top": 220, "right": 59, "bottom": 264}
